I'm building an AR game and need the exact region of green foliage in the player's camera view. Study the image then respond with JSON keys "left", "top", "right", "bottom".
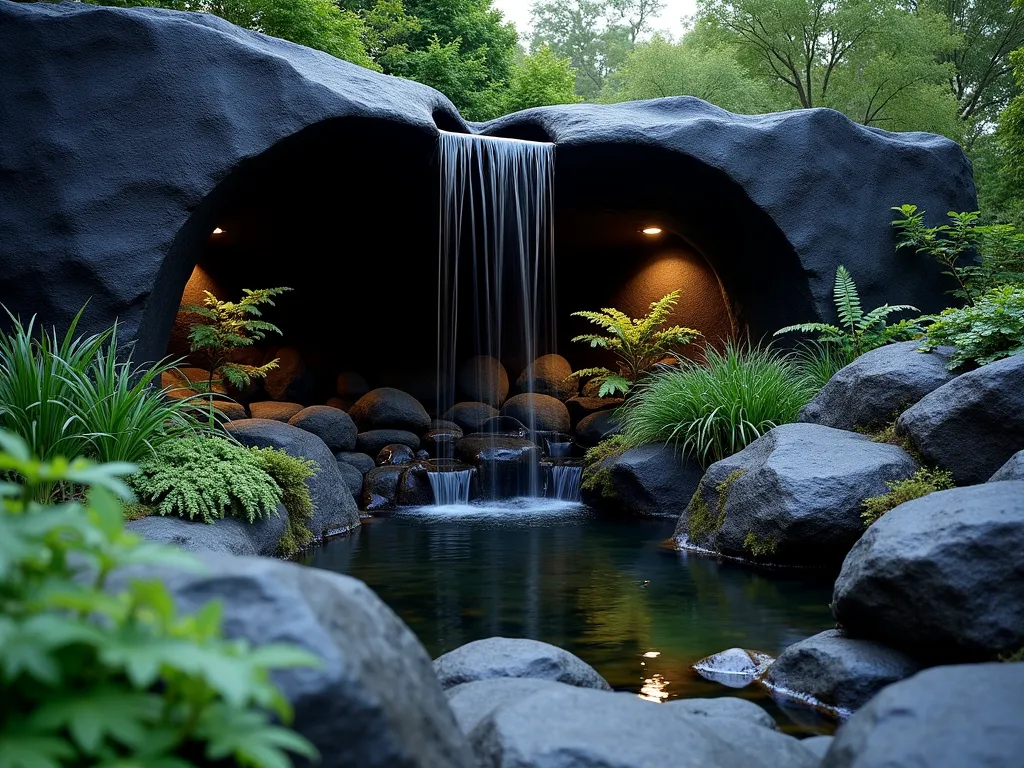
{"left": 861, "top": 466, "right": 955, "bottom": 526}
{"left": 0, "top": 308, "right": 217, "bottom": 480}
{"left": 501, "top": 45, "right": 581, "bottom": 113}
{"left": 688, "top": 468, "right": 746, "bottom": 543}
{"left": 892, "top": 205, "right": 1024, "bottom": 302}
{"left": 919, "top": 285, "right": 1024, "bottom": 368}
{"left": 0, "top": 430, "right": 318, "bottom": 768}
{"left": 569, "top": 290, "right": 702, "bottom": 397}
{"left": 619, "top": 342, "right": 817, "bottom": 467}
{"left": 252, "top": 447, "right": 317, "bottom": 554}
{"left": 182, "top": 287, "right": 290, "bottom": 393}
{"left": 792, "top": 340, "right": 852, "bottom": 391}
{"left": 1000, "top": 25, "right": 1024, "bottom": 225}
{"left": 775, "top": 265, "right": 920, "bottom": 359}
{"left": 580, "top": 434, "right": 628, "bottom": 498}
{"left": 742, "top": 531, "right": 777, "bottom": 557}
{"left": 129, "top": 437, "right": 283, "bottom": 524}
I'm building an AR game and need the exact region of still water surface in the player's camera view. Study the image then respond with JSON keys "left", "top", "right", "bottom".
{"left": 301, "top": 501, "right": 837, "bottom": 734}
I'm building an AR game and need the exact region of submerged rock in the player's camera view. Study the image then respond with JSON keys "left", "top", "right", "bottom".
{"left": 763, "top": 629, "right": 922, "bottom": 716}
{"left": 821, "top": 663, "right": 1024, "bottom": 767}
{"left": 692, "top": 648, "right": 775, "bottom": 689}
{"left": 677, "top": 424, "right": 918, "bottom": 565}
{"left": 288, "top": 405, "right": 358, "bottom": 452}
{"left": 457, "top": 355, "right": 509, "bottom": 408}
{"left": 433, "top": 637, "right": 612, "bottom": 692}
{"left": 896, "top": 353, "right": 1024, "bottom": 485}
{"left": 349, "top": 387, "right": 431, "bottom": 434}
{"left": 832, "top": 482, "right": 1024, "bottom": 662}
{"left": 798, "top": 342, "right": 956, "bottom": 431}
{"left": 500, "top": 392, "right": 571, "bottom": 433}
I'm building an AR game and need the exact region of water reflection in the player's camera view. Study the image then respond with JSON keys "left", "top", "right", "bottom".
{"left": 301, "top": 504, "right": 836, "bottom": 734}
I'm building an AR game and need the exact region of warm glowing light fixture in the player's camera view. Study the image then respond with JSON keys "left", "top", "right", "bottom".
{"left": 212, "top": 227, "right": 225, "bottom": 235}
{"left": 642, "top": 226, "right": 662, "bottom": 235}
{"left": 643, "top": 651, "right": 661, "bottom": 658}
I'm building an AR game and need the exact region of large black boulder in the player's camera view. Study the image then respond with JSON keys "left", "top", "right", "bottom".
{"left": 676, "top": 424, "right": 917, "bottom": 565}
{"left": 356, "top": 429, "right": 421, "bottom": 456}
{"left": 798, "top": 342, "right": 956, "bottom": 431}
{"left": 585, "top": 444, "right": 703, "bottom": 518}
{"left": 288, "top": 405, "right": 358, "bottom": 452}
{"left": 763, "top": 629, "right": 922, "bottom": 716}
{"left": 335, "top": 450, "right": 376, "bottom": 475}
{"left": 224, "top": 419, "right": 360, "bottom": 539}
{"left": 573, "top": 410, "right": 621, "bottom": 448}
{"left": 500, "top": 393, "right": 571, "bottom": 433}
{"left": 455, "top": 435, "right": 541, "bottom": 498}
{"left": 821, "top": 663, "right": 1024, "bottom": 767}
{"left": 349, "top": 388, "right": 431, "bottom": 434}
{"left": 896, "top": 353, "right": 1024, "bottom": 485}
{"left": 832, "top": 482, "right": 1024, "bottom": 662}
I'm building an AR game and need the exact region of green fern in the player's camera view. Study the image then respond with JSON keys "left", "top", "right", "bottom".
{"left": 568, "top": 291, "right": 702, "bottom": 396}
{"left": 776, "top": 266, "right": 920, "bottom": 360}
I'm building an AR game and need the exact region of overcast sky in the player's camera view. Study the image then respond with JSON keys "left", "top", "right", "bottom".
{"left": 492, "top": 0, "right": 698, "bottom": 43}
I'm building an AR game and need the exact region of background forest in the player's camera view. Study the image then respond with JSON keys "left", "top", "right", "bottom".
{"left": 79, "top": 0, "right": 1024, "bottom": 223}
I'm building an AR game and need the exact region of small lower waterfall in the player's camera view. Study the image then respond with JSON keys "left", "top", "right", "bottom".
{"left": 546, "top": 440, "right": 573, "bottom": 458}
{"left": 427, "top": 470, "right": 473, "bottom": 506}
{"left": 549, "top": 464, "right": 583, "bottom": 502}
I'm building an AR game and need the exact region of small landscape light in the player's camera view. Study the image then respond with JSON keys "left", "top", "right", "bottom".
{"left": 641, "top": 227, "right": 662, "bottom": 235}
{"left": 212, "top": 227, "right": 225, "bottom": 235}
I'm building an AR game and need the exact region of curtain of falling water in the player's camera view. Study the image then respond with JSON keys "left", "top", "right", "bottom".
{"left": 437, "top": 132, "right": 556, "bottom": 497}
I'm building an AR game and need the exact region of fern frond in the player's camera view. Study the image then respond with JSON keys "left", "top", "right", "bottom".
{"left": 568, "top": 366, "right": 616, "bottom": 380}
{"left": 860, "top": 304, "right": 919, "bottom": 327}
{"left": 833, "top": 266, "right": 863, "bottom": 330}
{"left": 774, "top": 323, "right": 841, "bottom": 336}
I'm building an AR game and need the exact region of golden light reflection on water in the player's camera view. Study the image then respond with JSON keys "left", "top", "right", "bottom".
{"left": 638, "top": 672, "right": 670, "bottom": 702}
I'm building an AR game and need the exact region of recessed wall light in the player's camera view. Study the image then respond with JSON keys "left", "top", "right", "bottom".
{"left": 642, "top": 227, "right": 662, "bottom": 235}
{"left": 212, "top": 227, "right": 225, "bottom": 234}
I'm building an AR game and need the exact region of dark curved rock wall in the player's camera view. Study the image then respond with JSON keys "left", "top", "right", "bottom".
{"left": 0, "top": 1, "right": 976, "bottom": 362}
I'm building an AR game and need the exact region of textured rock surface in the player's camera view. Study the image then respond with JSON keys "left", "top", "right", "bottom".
{"left": 573, "top": 410, "right": 621, "bottom": 447}
{"left": 127, "top": 506, "right": 288, "bottom": 557}
{"left": 896, "top": 354, "right": 1024, "bottom": 485}
{"left": 565, "top": 396, "right": 622, "bottom": 428}
{"left": 454, "top": 436, "right": 541, "bottom": 497}
{"left": 990, "top": 449, "right": 1024, "bottom": 481}
{"left": 764, "top": 629, "right": 922, "bottom": 715}
{"left": 356, "top": 429, "right": 421, "bottom": 456}
{"left": 335, "top": 451, "right": 376, "bottom": 474}
{"left": 516, "top": 354, "right": 576, "bottom": 400}
{"left": 433, "top": 637, "right": 612, "bottom": 692}
{"left": 442, "top": 402, "right": 500, "bottom": 435}
{"left": 249, "top": 401, "right": 304, "bottom": 422}
{"left": 224, "top": 419, "right": 359, "bottom": 538}
{"left": 444, "top": 678, "right": 564, "bottom": 735}
{"left": 802, "top": 736, "right": 834, "bottom": 759}
{"left": 832, "top": 482, "right": 1024, "bottom": 662}
{"left": 588, "top": 444, "right": 703, "bottom": 517}
{"left": 798, "top": 342, "right": 956, "bottom": 431}
{"left": 665, "top": 697, "right": 777, "bottom": 731}
{"left": 361, "top": 465, "right": 405, "bottom": 511}
{"left": 0, "top": 2, "right": 973, "bottom": 364}
{"left": 376, "top": 443, "right": 416, "bottom": 465}
{"left": 288, "top": 405, "right": 358, "bottom": 452}
{"left": 692, "top": 648, "right": 775, "bottom": 689}
{"left": 469, "top": 684, "right": 819, "bottom": 768}
{"left": 457, "top": 356, "right": 509, "bottom": 407}
{"left": 821, "top": 664, "right": 1024, "bottom": 768}
{"left": 500, "top": 393, "right": 571, "bottom": 433}
{"left": 336, "top": 460, "right": 364, "bottom": 498}
{"left": 349, "top": 388, "right": 431, "bottom": 434}
{"left": 676, "top": 424, "right": 918, "bottom": 565}
{"left": 111, "top": 554, "right": 475, "bottom": 768}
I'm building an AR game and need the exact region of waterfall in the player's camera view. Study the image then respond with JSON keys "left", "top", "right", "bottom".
{"left": 546, "top": 440, "right": 573, "bottom": 458}
{"left": 437, "top": 131, "right": 556, "bottom": 498}
{"left": 549, "top": 464, "right": 582, "bottom": 502}
{"left": 428, "top": 470, "right": 473, "bottom": 506}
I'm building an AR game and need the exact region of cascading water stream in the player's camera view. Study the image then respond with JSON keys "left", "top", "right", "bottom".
{"left": 549, "top": 464, "right": 582, "bottom": 502}
{"left": 427, "top": 470, "right": 474, "bottom": 506}
{"left": 437, "top": 132, "right": 556, "bottom": 499}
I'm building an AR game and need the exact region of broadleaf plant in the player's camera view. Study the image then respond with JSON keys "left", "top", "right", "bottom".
{"left": 182, "top": 287, "right": 291, "bottom": 393}
{"left": 568, "top": 290, "right": 702, "bottom": 397}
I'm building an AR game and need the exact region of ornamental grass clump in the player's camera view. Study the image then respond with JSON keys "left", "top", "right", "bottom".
{"left": 618, "top": 342, "right": 817, "bottom": 467}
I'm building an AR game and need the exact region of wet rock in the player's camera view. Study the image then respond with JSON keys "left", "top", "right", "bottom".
{"left": 896, "top": 353, "right": 1024, "bottom": 485}
{"left": 665, "top": 697, "right": 778, "bottom": 731}
{"left": 349, "top": 387, "right": 431, "bottom": 434}
{"left": 224, "top": 419, "right": 359, "bottom": 539}
{"left": 442, "top": 402, "right": 499, "bottom": 434}
{"left": 479, "top": 415, "right": 528, "bottom": 437}
{"left": 361, "top": 465, "right": 405, "bottom": 512}
{"left": 832, "top": 482, "right": 1024, "bottom": 662}
{"left": 395, "top": 462, "right": 457, "bottom": 507}
{"left": 455, "top": 435, "right": 541, "bottom": 498}
{"left": 677, "top": 424, "right": 918, "bottom": 565}
{"left": 288, "top": 405, "right": 357, "bottom": 453}
{"left": 500, "top": 392, "right": 570, "bottom": 433}
{"left": 692, "top": 648, "right": 775, "bottom": 689}
{"left": 336, "top": 461, "right": 363, "bottom": 498}
{"left": 423, "top": 429, "right": 461, "bottom": 459}
{"left": 356, "top": 429, "right": 420, "bottom": 457}
{"left": 263, "top": 347, "right": 314, "bottom": 403}
{"left": 445, "top": 678, "right": 564, "bottom": 735}
{"left": 335, "top": 451, "right": 375, "bottom": 475}
{"left": 335, "top": 371, "right": 369, "bottom": 398}
{"left": 377, "top": 443, "right": 416, "bottom": 466}
{"left": 457, "top": 355, "right": 509, "bottom": 407}
{"left": 469, "top": 684, "right": 819, "bottom": 768}
{"left": 112, "top": 554, "right": 476, "bottom": 768}
{"left": 821, "top": 663, "right": 1024, "bottom": 768}
{"left": 592, "top": 443, "right": 704, "bottom": 517}
{"left": 573, "top": 410, "right": 621, "bottom": 448}
{"left": 566, "top": 396, "right": 623, "bottom": 428}
{"left": 249, "top": 400, "right": 304, "bottom": 422}
{"left": 798, "top": 342, "right": 956, "bottom": 431}
{"left": 434, "top": 637, "right": 612, "bottom": 691}
{"left": 802, "top": 736, "right": 834, "bottom": 759}
{"left": 415, "top": 449, "right": 430, "bottom": 461}
{"left": 127, "top": 505, "right": 288, "bottom": 557}
{"left": 763, "top": 629, "right": 922, "bottom": 716}
{"left": 516, "top": 354, "right": 577, "bottom": 400}
{"left": 431, "top": 419, "right": 463, "bottom": 434}
{"left": 990, "top": 450, "right": 1024, "bottom": 482}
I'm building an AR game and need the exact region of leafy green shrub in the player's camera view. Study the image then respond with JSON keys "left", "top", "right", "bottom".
{"left": 861, "top": 467, "right": 955, "bottom": 526}
{"left": 182, "top": 287, "right": 291, "bottom": 393}
{"left": 0, "top": 308, "right": 217, "bottom": 476}
{"left": 775, "top": 265, "right": 920, "bottom": 360}
{"left": 0, "top": 430, "right": 318, "bottom": 768}
{"left": 253, "top": 446, "right": 318, "bottom": 554}
{"left": 918, "top": 285, "right": 1024, "bottom": 368}
{"left": 792, "top": 340, "right": 852, "bottom": 391}
{"left": 568, "top": 291, "right": 702, "bottom": 397}
{"left": 618, "top": 342, "right": 817, "bottom": 467}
